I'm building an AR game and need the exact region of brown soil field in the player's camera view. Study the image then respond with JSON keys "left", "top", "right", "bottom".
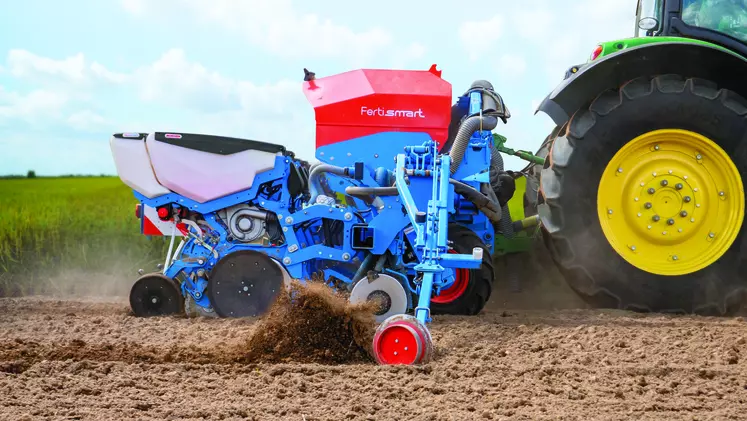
{"left": 2, "top": 250, "right": 747, "bottom": 420}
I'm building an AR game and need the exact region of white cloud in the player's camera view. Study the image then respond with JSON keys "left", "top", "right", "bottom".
{"left": 7, "top": 50, "right": 87, "bottom": 83}
{"left": 458, "top": 15, "right": 504, "bottom": 61}
{"left": 133, "top": 49, "right": 240, "bottom": 112}
{"left": 90, "top": 62, "right": 129, "bottom": 84}
{"left": 0, "top": 86, "right": 68, "bottom": 123}
{"left": 126, "top": 48, "right": 313, "bottom": 156}
{"left": 1, "top": 48, "right": 310, "bottom": 157}
{"left": 6, "top": 49, "right": 128, "bottom": 87}
{"left": 119, "top": 0, "right": 395, "bottom": 63}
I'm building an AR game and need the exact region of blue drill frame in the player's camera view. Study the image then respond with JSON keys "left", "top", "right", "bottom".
{"left": 126, "top": 84, "right": 499, "bottom": 321}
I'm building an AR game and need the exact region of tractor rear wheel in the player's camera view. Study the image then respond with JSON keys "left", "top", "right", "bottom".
{"left": 523, "top": 123, "right": 565, "bottom": 216}
{"left": 430, "top": 223, "right": 494, "bottom": 315}
{"left": 538, "top": 74, "right": 747, "bottom": 315}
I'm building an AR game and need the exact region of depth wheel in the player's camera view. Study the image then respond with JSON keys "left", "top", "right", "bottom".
{"left": 539, "top": 74, "right": 747, "bottom": 315}
{"left": 129, "top": 273, "right": 184, "bottom": 317}
{"left": 349, "top": 273, "right": 408, "bottom": 323}
{"left": 372, "top": 314, "right": 433, "bottom": 365}
{"left": 207, "top": 250, "right": 285, "bottom": 318}
{"left": 429, "top": 223, "right": 494, "bottom": 316}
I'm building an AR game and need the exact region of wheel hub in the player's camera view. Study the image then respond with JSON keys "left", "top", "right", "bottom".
{"left": 372, "top": 314, "right": 433, "bottom": 365}
{"left": 366, "top": 290, "right": 392, "bottom": 316}
{"left": 129, "top": 273, "right": 184, "bottom": 317}
{"left": 207, "top": 250, "right": 284, "bottom": 318}
{"left": 349, "top": 274, "right": 408, "bottom": 323}
{"left": 597, "top": 129, "right": 744, "bottom": 275}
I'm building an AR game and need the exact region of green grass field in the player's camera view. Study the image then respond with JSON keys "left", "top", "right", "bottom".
{"left": 0, "top": 177, "right": 168, "bottom": 296}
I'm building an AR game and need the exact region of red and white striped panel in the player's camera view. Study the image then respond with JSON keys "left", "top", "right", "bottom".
{"left": 140, "top": 204, "right": 189, "bottom": 237}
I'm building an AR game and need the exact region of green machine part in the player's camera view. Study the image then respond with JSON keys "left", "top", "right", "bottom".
{"left": 491, "top": 133, "right": 545, "bottom": 256}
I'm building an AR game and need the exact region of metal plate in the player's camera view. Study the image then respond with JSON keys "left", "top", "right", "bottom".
{"left": 207, "top": 250, "right": 284, "bottom": 318}
{"left": 129, "top": 273, "right": 184, "bottom": 317}
{"left": 349, "top": 274, "right": 408, "bottom": 323}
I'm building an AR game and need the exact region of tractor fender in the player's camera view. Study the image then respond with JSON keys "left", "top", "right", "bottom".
{"left": 535, "top": 42, "right": 747, "bottom": 127}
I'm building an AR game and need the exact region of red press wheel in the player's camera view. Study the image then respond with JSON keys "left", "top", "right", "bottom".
{"left": 372, "top": 314, "right": 433, "bottom": 365}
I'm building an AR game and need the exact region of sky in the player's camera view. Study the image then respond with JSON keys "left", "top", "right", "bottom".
{"left": 0, "top": 0, "right": 637, "bottom": 176}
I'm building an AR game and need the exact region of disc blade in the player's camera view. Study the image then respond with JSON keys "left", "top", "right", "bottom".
{"left": 207, "top": 250, "right": 284, "bottom": 318}
{"left": 349, "top": 274, "right": 408, "bottom": 323}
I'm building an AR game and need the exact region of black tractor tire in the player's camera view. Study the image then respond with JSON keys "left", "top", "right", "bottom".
{"left": 430, "top": 223, "right": 494, "bottom": 315}
{"left": 523, "top": 124, "right": 565, "bottom": 217}
{"left": 538, "top": 74, "right": 747, "bottom": 316}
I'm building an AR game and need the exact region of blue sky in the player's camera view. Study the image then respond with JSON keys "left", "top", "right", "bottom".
{"left": 0, "top": 0, "right": 635, "bottom": 176}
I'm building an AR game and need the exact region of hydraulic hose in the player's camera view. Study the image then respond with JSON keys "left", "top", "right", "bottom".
{"left": 450, "top": 179, "right": 502, "bottom": 223}
{"left": 489, "top": 144, "right": 514, "bottom": 238}
{"left": 352, "top": 253, "right": 377, "bottom": 286}
{"left": 448, "top": 115, "right": 499, "bottom": 175}
{"left": 344, "top": 186, "right": 399, "bottom": 198}
{"left": 308, "top": 163, "right": 350, "bottom": 203}
{"left": 499, "top": 204, "right": 515, "bottom": 239}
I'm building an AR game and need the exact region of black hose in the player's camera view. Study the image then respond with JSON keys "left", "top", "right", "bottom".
{"left": 352, "top": 253, "right": 377, "bottom": 284}
{"left": 344, "top": 186, "right": 399, "bottom": 197}
{"left": 499, "top": 204, "right": 514, "bottom": 239}
{"left": 450, "top": 179, "right": 502, "bottom": 223}
{"left": 309, "top": 163, "right": 351, "bottom": 203}
{"left": 488, "top": 145, "right": 514, "bottom": 237}
{"left": 447, "top": 115, "right": 499, "bottom": 175}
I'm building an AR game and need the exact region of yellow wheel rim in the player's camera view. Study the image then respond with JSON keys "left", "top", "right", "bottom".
{"left": 597, "top": 129, "right": 744, "bottom": 276}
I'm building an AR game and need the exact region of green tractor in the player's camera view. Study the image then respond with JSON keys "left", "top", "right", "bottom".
{"left": 524, "top": 0, "right": 747, "bottom": 315}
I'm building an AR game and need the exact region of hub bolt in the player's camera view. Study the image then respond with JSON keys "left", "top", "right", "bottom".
{"left": 719, "top": 191, "right": 725, "bottom": 196}
{"left": 680, "top": 210, "right": 688, "bottom": 217}
{"left": 654, "top": 145, "right": 660, "bottom": 150}
{"left": 648, "top": 188, "right": 656, "bottom": 194}
{"left": 660, "top": 180, "right": 668, "bottom": 187}
{"left": 617, "top": 167, "right": 623, "bottom": 173}
{"left": 684, "top": 196, "right": 692, "bottom": 203}
{"left": 696, "top": 154, "right": 702, "bottom": 160}
{"left": 709, "top": 232, "right": 715, "bottom": 238}
{"left": 652, "top": 215, "right": 660, "bottom": 222}
{"left": 667, "top": 219, "right": 675, "bottom": 225}
{"left": 675, "top": 183, "right": 683, "bottom": 190}
{"left": 673, "top": 255, "right": 678, "bottom": 261}
{"left": 644, "top": 202, "right": 652, "bottom": 209}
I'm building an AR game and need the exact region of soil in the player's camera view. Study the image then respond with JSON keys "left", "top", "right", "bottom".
{"left": 2, "top": 252, "right": 747, "bottom": 420}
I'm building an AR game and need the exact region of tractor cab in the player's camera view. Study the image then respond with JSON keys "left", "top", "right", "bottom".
{"left": 635, "top": 0, "right": 747, "bottom": 53}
